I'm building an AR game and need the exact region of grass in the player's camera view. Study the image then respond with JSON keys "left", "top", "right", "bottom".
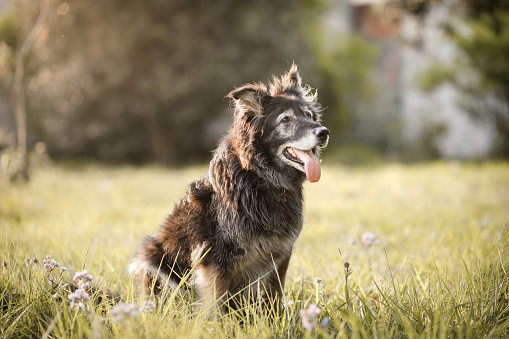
{"left": 1, "top": 161, "right": 508, "bottom": 338}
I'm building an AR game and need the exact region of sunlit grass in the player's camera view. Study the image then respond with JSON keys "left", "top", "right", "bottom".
{"left": 1, "top": 161, "right": 508, "bottom": 338}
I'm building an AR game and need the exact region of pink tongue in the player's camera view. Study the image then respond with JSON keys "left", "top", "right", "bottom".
{"left": 292, "top": 148, "right": 321, "bottom": 183}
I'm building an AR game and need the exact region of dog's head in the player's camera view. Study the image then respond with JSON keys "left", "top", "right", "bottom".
{"left": 227, "top": 63, "right": 329, "bottom": 183}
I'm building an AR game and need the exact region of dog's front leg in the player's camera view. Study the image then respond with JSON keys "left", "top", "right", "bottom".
{"left": 264, "top": 253, "right": 292, "bottom": 311}
{"left": 194, "top": 264, "right": 230, "bottom": 317}
{"left": 267, "top": 253, "right": 291, "bottom": 294}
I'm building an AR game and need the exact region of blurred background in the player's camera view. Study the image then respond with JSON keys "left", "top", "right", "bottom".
{"left": 0, "top": 0, "right": 508, "bottom": 179}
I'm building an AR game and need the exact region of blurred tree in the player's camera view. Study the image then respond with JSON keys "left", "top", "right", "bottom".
{"left": 26, "top": 0, "right": 320, "bottom": 163}
{"left": 1, "top": 0, "right": 376, "bottom": 164}
{"left": 0, "top": 0, "right": 49, "bottom": 181}
{"left": 390, "top": 0, "right": 509, "bottom": 157}
{"left": 306, "top": 26, "right": 378, "bottom": 147}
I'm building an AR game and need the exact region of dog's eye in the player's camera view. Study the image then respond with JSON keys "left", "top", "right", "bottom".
{"left": 304, "top": 111, "right": 313, "bottom": 119}
{"left": 281, "top": 117, "right": 290, "bottom": 124}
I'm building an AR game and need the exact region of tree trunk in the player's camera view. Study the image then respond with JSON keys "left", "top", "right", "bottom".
{"left": 11, "top": 0, "right": 50, "bottom": 181}
{"left": 145, "top": 114, "right": 172, "bottom": 164}
{"left": 11, "top": 55, "right": 28, "bottom": 181}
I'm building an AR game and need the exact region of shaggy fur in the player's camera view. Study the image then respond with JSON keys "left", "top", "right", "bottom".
{"left": 129, "top": 63, "right": 329, "bottom": 312}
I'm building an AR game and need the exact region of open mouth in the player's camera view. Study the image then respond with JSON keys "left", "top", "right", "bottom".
{"left": 283, "top": 147, "right": 305, "bottom": 167}
{"left": 282, "top": 147, "right": 321, "bottom": 183}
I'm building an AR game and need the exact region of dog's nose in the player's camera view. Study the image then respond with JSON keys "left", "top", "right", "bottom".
{"left": 316, "top": 127, "right": 329, "bottom": 145}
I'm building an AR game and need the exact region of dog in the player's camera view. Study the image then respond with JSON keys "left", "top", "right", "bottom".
{"left": 129, "top": 63, "right": 329, "bottom": 312}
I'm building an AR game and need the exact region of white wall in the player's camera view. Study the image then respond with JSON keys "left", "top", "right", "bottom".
{"left": 400, "top": 4, "right": 494, "bottom": 158}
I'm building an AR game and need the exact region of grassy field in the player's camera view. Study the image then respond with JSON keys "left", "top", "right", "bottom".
{"left": 1, "top": 161, "right": 508, "bottom": 338}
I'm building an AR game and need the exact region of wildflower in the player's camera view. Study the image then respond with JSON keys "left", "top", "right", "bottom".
{"left": 69, "top": 287, "right": 91, "bottom": 309}
{"left": 25, "top": 258, "right": 31, "bottom": 265}
{"left": 300, "top": 303, "right": 321, "bottom": 332}
{"left": 283, "top": 300, "right": 295, "bottom": 307}
{"left": 73, "top": 270, "right": 93, "bottom": 289}
{"left": 69, "top": 288, "right": 90, "bottom": 302}
{"left": 110, "top": 302, "right": 139, "bottom": 322}
{"left": 73, "top": 270, "right": 93, "bottom": 284}
{"left": 139, "top": 300, "right": 156, "bottom": 313}
{"left": 2, "top": 260, "right": 7, "bottom": 267}
{"left": 42, "top": 255, "right": 62, "bottom": 275}
{"left": 344, "top": 261, "right": 350, "bottom": 270}
{"left": 313, "top": 277, "right": 323, "bottom": 304}
{"left": 32, "top": 257, "right": 39, "bottom": 264}
{"left": 320, "top": 316, "right": 330, "bottom": 328}
{"left": 348, "top": 237, "right": 357, "bottom": 245}
{"left": 360, "top": 231, "right": 380, "bottom": 247}
{"left": 69, "top": 270, "right": 93, "bottom": 309}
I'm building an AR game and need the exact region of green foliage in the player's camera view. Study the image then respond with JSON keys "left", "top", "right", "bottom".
{"left": 0, "top": 10, "right": 17, "bottom": 49}
{"left": 1, "top": 162, "right": 508, "bottom": 337}
{"left": 309, "top": 29, "right": 379, "bottom": 143}
{"left": 417, "top": 60, "right": 457, "bottom": 93}
{"left": 453, "top": 11, "right": 509, "bottom": 91}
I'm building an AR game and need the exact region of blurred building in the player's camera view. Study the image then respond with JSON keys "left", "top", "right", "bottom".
{"left": 347, "top": 0, "right": 493, "bottom": 158}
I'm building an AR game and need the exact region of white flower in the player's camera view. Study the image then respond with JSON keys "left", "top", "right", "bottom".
{"left": 360, "top": 231, "right": 380, "bottom": 247}
{"left": 300, "top": 303, "right": 321, "bottom": 332}
{"left": 313, "top": 277, "right": 323, "bottom": 285}
{"left": 110, "top": 302, "right": 139, "bottom": 322}
{"left": 139, "top": 300, "right": 156, "bottom": 313}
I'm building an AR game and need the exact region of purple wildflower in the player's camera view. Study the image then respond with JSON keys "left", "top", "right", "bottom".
{"left": 42, "top": 255, "right": 62, "bottom": 275}
{"left": 68, "top": 270, "right": 93, "bottom": 309}
{"left": 69, "top": 288, "right": 90, "bottom": 302}
{"left": 320, "top": 316, "right": 330, "bottom": 328}
{"left": 73, "top": 270, "right": 93, "bottom": 290}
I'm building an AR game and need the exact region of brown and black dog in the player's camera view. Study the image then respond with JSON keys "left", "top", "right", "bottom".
{"left": 129, "top": 63, "right": 329, "bottom": 312}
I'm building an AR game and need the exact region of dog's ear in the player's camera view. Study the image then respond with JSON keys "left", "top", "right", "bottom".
{"left": 269, "top": 62, "right": 305, "bottom": 97}
{"left": 286, "top": 62, "right": 302, "bottom": 88}
{"left": 227, "top": 85, "right": 268, "bottom": 116}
